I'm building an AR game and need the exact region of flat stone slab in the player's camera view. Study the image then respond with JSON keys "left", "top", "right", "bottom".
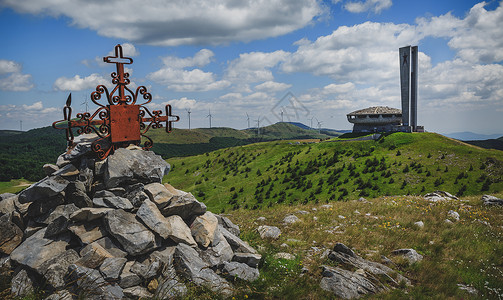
{"left": 104, "top": 148, "right": 170, "bottom": 188}
{"left": 104, "top": 209, "right": 160, "bottom": 256}
{"left": 10, "top": 228, "right": 70, "bottom": 273}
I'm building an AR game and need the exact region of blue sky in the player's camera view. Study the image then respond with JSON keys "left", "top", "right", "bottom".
{"left": 0, "top": 0, "right": 502, "bottom": 134}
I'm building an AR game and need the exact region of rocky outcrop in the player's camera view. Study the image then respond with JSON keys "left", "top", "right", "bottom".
{"left": 320, "top": 243, "right": 410, "bottom": 299}
{"left": 0, "top": 136, "right": 260, "bottom": 298}
{"left": 482, "top": 194, "right": 503, "bottom": 206}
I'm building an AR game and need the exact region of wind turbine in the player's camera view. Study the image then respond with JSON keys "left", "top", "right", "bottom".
{"left": 81, "top": 94, "right": 89, "bottom": 112}
{"left": 246, "top": 113, "right": 250, "bottom": 129}
{"left": 280, "top": 108, "right": 284, "bottom": 122}
{"left": 255, "top": 116, "right": 261, "bottom": 135}
{"left": 309, "top": 116, "right": 315, "bottom": 130}
{"left": 316, "top": 118, "right": 323, "bottom": 134}
{"left": 186, "top": 108, "right": 192, "bottom": 130}
{"left": 206, "top": 109, "right": 213, "bottom": 128}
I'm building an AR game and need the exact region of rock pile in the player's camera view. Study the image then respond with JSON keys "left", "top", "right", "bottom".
{"left": 0, "top": 135, "right": 260, "bottom": 299}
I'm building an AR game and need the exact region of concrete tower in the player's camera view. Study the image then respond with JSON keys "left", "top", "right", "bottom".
{"left": 399, "top": 45, "right": 418, "bottom": 131}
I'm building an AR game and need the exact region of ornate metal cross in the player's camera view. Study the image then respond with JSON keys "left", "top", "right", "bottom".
{"left": 53, "top": 44, "right": 179, "bottom": 160}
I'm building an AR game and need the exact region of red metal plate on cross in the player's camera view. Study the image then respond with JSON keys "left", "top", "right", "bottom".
{"left": 109, "top": 104, "right": 141, "bottom": 143}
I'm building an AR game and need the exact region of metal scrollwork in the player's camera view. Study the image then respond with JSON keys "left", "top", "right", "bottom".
{"left": 52, "top": 44, "right": 179, "bottom": 159}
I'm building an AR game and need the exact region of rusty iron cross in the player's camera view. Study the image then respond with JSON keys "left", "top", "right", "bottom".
{"left": 53, "top": 44, "right": 180, "bottom": 160}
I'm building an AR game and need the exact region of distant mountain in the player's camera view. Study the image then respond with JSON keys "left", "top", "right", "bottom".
{"left": 464, "top": 139, "right": 503, "bottom": 151}
{"left": 443, "top": 131, "right": 502, "bottom": 141}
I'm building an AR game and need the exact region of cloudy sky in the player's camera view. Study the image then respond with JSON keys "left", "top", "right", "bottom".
{"left": 0, "top": 0, "right": 502, "bottom": 134}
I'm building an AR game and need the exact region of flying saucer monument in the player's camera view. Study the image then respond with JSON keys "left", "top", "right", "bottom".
{"left": 347, "top": 46, "right": 424, "bottom": 133}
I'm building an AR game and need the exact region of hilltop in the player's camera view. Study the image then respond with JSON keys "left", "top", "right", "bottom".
{"left": 164, "top": 132, "right": 503, "bottom": 212}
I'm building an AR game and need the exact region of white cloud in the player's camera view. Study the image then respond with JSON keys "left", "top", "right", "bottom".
{"left": 148, "top": 67, "right": 230, "bottom": 92}
{"left": 226, "top": 51, "right": 290, "bottom": 84}
{"left": 0, "top": 73, "right": 34, "bottom": 91}
{"left": 53, "top": 73, "right": 107, "bottom": 91}
{"left": 148, "top": 50, "right": 229, "bottom": 92}
{"left": 344, "top": 0, "right": 392, "bottom": 14}
{"left": 2, "top": 0, "right": 324, "bottom": 46}
{"left": 0, "top": 59, "right": 22, "bottom": 75}
{"left": 161, "top": 49, "right": 214, "bottom": 69}
{"left": 255, "top": 81, "right": 292, "bottom": 93}
{"left": 0, "top": 59, "right": 34, "bottom": 91}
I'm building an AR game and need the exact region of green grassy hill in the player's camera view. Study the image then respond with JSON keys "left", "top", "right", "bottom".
{"left": 0, "top": 122, "right": 339, "bottom": 182}
{"left": 164, "top": 132, "right": 503, "bottom": 212}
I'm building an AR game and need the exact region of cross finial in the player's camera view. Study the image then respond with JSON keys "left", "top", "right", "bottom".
{"left": 103, "top": 44, "right": 133, "bottom": 104}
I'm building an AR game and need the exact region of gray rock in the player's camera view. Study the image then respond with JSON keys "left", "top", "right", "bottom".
{"left": 93, "top": 195, "right": 133, "bottom": 210}
{"left": 99, "top": 257, "right": 127, "bottom": 280}
{"left": 137, "top": 199, "right": 196, "bottom": 246}
{"left": 283, "top": 214, "right": 300, "bottom": 224}
{"left": 0, "top": 192, "right": 16, "bottom": 201}
{"left": 53, "top": 163, "right": 80, "bottom": 177}
{"left": 44, "top": 215, "right": 70, "bottom": 238}
{"left": 257, "top": 225, "right": 281, "bottom": 239}
{"left": 0, "top": 212, "right": 23, "bottom": 255}
{"left": 70, "top": 207, "right": 113, "bottom": 221}
{"left": 155, "top": 278, "right": 187, "bottom": 299}
{"left": 69, "top": 221, "right": 107, "bottom": 244}
{"left": 26, "top": 194, "right": 65, "bottom": 217}
{"left": 104, "top": 209, "right": 160, "bottom": 256}
{"left": 67, "top": 264, "right": 123, "bottom": 300}
{"left": 173, "top": 243, "right": 233, "bottom": 295}
{"left": 161, "top": 193, "right": 207, "bottom": 220}
{"left": 391, "top": 248, "right": 423, "bottom": 264}
{"left": 57, "top": 134, "right": 98, "bottom": 163}
{"left": 76, "top": 241, "right": 114, "bottom": 269}
{"left": 65, "top": 181, "right": 92, "bottom": 208}
{"left": 123, "top": 286, "right": 153, "bottom": 299}
{"left": 149, "top": 246, "right": 176, "bottom": 272}
{"left": 104, "top": 148, "right": 170, "bottom": 188}
{"left": 320, "top": 265, "right": 385, "bottom": 299}
{"left": 38, "top": 249, "right": 79, "bottom": 289}
{"left": 424, "top": 191, "right": 458, "bottom": 202}
{"left": 144, "top": 182, "right": 174, "bottom": 209}
{"left": 120, "top": 261, "right": 142, "bottom": 288}
{"left": 123, "top": 183, "right": 148, "bottom": 207}
{"left": 11, "top": 269, "right": 35, "bottom": 297}
{"left": 36, "top": 203, "right": 79, "bottom": 225}
{"left": 448, "top": 210, "right": 460, "bottom": 221}
{"left": 199, "top": 230, "right": 234, "bottom": 267}
{"left": 131, "top": 260, "right": 160, "bottom": 280}
{"left": 328, "top": 245, "right": 410, "bottom": 286}
{"left": 274, "top": 252, "right": 296, "bottom": 260}
{"left": 10, "top": 228, "right": 70, "bottom": 273}
{"left": 94, "top": 237, "right": 128, "bottom": 258}
{"left": 220, "top": 225, "right": 257, "bottom": 254}
{"left": 108, "top": 187, "right": 126, "bottom": 196}
{"left": 414, "top": 221, "right": 425, "bottom": 228}
{"left": 220, "top": 261, "right": 259, "bottom": 282}
{"left": 191, "top": 211, "right": 219, "bottom": 248}
{"left": 216, "top": 214, "right": 240, "bottom": 237}
{"left": 256, "top": 216, "right": 266, "bottom": 222}
{"left": 18, "top": 175, "right": 69, "bottom": 204}
{"left": 333, "top": 243, "right": 356, "bottom": 257}
{"left": 0, "top": 195, "right": 16, "bottom": 215}
{"left": 232, "top": 253, "right": 262, "bottom": 268}
{"left": 45, "top": 290, "right": 73, "bottom": 300}
{"left": 482, "top": 194, "right": 503, "bottom": 206}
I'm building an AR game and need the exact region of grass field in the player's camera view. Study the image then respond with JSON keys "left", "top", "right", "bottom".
{"left": 164, "top": 132, "right": 503, "bottom": 213}
{"left": 0, "top": 179, "right": 32, "bottom": 194}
